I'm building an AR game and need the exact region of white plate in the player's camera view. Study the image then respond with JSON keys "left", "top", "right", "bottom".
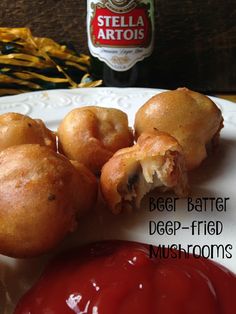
{"left": 0, "top": 87, "right": 236, "bottom": 313}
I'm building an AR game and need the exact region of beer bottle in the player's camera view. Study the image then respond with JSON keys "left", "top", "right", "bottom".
{"left": 87, "top": 0, "right": 155, "bottom": 87}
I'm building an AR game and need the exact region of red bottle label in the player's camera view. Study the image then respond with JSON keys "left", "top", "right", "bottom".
{"left": 91, "top": 7, "right": 152, "bottom": 47}
{"left": 87, "top": 0, "right": 154, "bottom": 71}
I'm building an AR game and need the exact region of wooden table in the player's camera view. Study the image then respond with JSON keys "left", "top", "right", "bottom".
{"left": 216, "top": 95, "right": 236, "bottom": 103}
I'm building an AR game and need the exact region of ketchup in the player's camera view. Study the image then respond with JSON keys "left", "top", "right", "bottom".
{"left": 15, "top": 241, "right": 236, "bottom": 314}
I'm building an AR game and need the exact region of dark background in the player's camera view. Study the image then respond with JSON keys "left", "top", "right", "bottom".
{"left": 0, "top": 0, "right": 236, "bottom": 92}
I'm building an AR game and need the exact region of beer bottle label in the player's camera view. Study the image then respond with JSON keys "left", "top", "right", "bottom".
{"left": 87, "top": 0, "right": 154, "bottom": 72}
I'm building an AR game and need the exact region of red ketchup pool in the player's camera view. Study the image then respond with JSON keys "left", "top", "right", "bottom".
{"left": 15, "top": 241, "right": 236, "bottom": 314}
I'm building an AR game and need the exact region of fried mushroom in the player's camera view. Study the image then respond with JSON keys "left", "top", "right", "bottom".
{"left": 134, "top": 88, "right": 224, "bottom": 170}
{"left": 0, "top": 112, "right": 56, "bottom": 151}
{"left": 70, "top": 160, "right": 98, "bottom": 218}
{"left": 58, "top": 106, "right": 133, "bottom": 174}
{"left": 100, "top": 132, "right": 189, "bottom": 214}
{"left": 0, "top": 144, "right": 97, "bottom": 258}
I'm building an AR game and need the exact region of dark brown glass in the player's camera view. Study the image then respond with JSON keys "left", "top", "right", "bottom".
{"left": 91, "top": 55, "right": 153, "bottom": 87}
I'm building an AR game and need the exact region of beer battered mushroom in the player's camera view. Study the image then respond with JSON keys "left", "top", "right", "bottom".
{"left": 58, "top": 106, "right": 133, "bottom": 174}
{"left": 0, "top": 144, "right": 97, "bottom": 258}
{"left": 100, "top": 132, "right": 189, "bottom": 214}
{"left": 0, "top": 112, "right": 56, "bottom": 151}
{"left": 135, "top": 88, "right": 224, "bottom": 170}
{"left": 70, "top": 160, "right": 98, "bottom": 218}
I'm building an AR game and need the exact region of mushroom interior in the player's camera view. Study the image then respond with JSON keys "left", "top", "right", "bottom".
{"left": 116, "top": 156, "right": 167, "bottom": 212}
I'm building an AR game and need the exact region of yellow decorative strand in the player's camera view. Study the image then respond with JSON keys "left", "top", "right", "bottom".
{"left": 14, "top": 71, "right": 69, "bottom": 83}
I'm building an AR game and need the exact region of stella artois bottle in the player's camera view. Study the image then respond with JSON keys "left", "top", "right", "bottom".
{"left": 87, "top": 0, "right": 155, "bottom": 87}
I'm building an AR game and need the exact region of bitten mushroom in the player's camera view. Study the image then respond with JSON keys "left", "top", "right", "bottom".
{"left": 100, "top": 132, "right": 189, "bottom": 214}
